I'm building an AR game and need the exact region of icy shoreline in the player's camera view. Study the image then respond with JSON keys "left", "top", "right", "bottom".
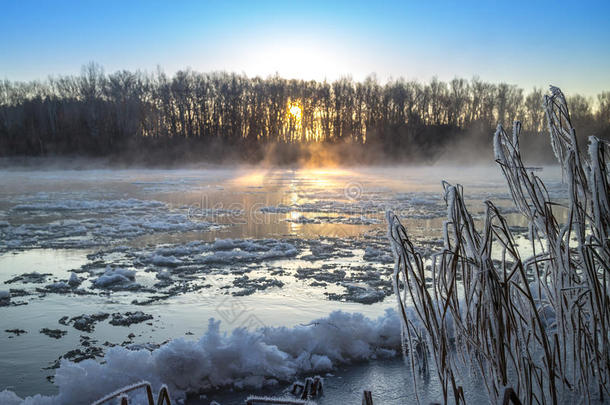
{"left": 0, "top": 309, "right": 400, "bottom": 405}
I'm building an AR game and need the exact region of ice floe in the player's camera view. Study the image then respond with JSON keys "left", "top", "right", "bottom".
{"left": 0, "top": 198, "right": 219, "bottom": 251}
{"left": 92, "top": 267, "right": 137, "bottom": 289}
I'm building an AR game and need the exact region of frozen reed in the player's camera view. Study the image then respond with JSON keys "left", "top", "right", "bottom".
{"left": 387, "top": 87, "right": 609, "bottom": 404}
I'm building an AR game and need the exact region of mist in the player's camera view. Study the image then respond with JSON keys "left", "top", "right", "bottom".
{"left": 1, "top": 64, "right": 608, "bottom": 168}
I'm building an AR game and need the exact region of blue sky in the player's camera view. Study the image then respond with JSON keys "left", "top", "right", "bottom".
{"left": 1, "top": 0, "right": 609, "bottom": 96}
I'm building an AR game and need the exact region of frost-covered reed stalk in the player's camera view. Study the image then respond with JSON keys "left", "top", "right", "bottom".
{"left": 387, "top": 87, "right": 610, "bottom": 404}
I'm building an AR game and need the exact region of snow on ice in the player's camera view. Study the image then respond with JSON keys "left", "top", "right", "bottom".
{"left": 2, "top": 310, "right": 400, "bottom": 404}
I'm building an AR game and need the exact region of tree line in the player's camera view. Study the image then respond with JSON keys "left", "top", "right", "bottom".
{"left": 1, "top": 63, "right": 608, "bottom": 164}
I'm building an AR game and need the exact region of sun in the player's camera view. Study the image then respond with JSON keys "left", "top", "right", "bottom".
{"left": 289, "top": 104, "right": 302, "bottom": 121}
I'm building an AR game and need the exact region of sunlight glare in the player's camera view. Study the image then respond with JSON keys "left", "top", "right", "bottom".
{"left": 289, "top": 104, "right": 302, "bottom": 121}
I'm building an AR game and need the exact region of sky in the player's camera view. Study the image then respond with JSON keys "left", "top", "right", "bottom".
{"left": 1, "top": 0, "right": 609, "bottom": 97}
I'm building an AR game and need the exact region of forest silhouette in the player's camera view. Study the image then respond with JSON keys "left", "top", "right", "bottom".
{"left": 1, "top": 63, "right": 609, "bottom": 166}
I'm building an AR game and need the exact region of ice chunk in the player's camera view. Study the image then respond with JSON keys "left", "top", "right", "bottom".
{"left": 199, "top": 241, "right": 297, "bottom": 264}
{"left": 0, "top": 290, "right": 10, "bottom": 306}
{"left": 148, "top": 254, "right": 182, "bottom": 267}
{"left": 68, "top": 272, "right": 81, "bottom": 286}
{"left": 45, "top": 282, "right": 71, "bottom": 292}
{"left": 92, "top": 267, "right": 136, "bottom": 288}
{"left": 363, "top": 247, "right": 393, "bottom": 263}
